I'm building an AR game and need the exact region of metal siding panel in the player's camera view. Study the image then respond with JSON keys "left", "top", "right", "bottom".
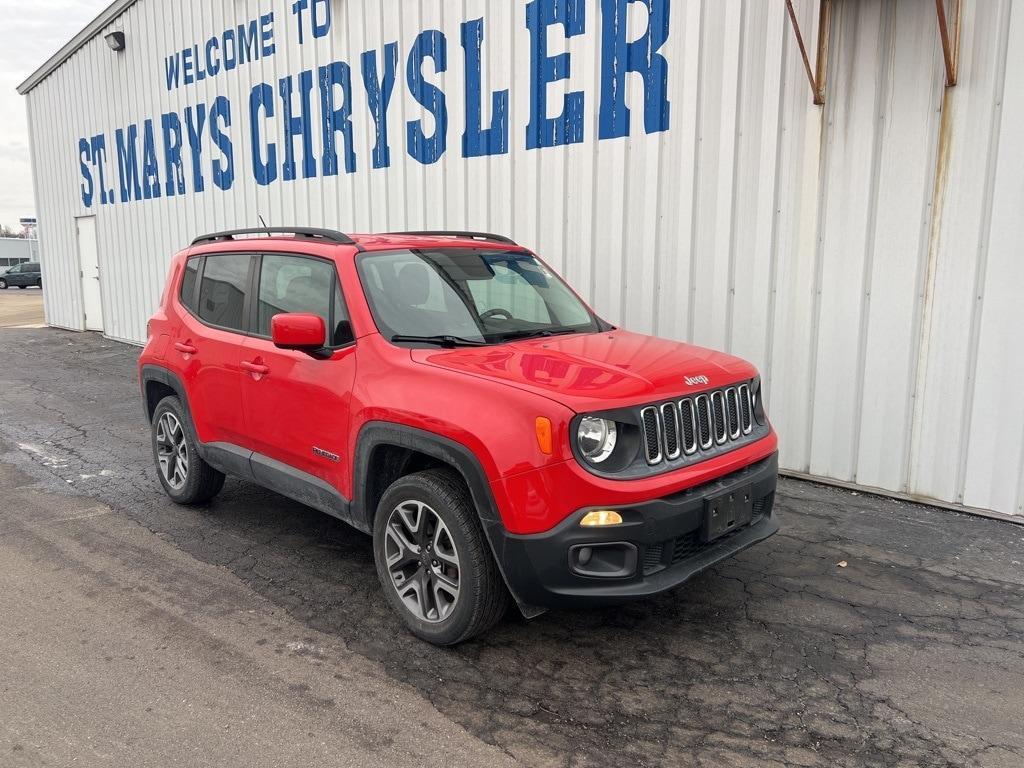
{"left": 908, "top": 0, "right": 1011, "bottom": 505}
{"left": 651, "top": 0, "right": 701, "bottom": 343}
{"left": 766, "top": 0, "right": 825, "bottom": 474}
{"left": 728, "top": 1, "right": 786, "bottom": 370}
{"left": 854, "top": 0, "right": 945, "bottom": 493}
{"left": 962, "top": 1, "right": 1024, "bottom": 515}
{"left": 689, "top": 6, "right": 739, "bottom": 352}
{"left": 808, "top": 1, "right": 887, "bottom": 482}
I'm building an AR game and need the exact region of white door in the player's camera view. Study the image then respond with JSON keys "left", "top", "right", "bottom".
{"left": 76, "top": 216, "right": 103, "bottom": 332}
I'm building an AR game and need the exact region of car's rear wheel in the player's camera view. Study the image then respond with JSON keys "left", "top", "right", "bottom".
{"left": 36, "top": 279, "right": 42, "bottom": 289}
{"left": 373, "top": 469, "right": 508, "bottom": 645}
{"left": 17, "top": 285, "right": 26, "bottom": 290}
{"left": 151, "top": 396, "right": 225, "bottom": 505}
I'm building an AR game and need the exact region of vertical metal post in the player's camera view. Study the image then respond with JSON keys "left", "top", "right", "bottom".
{"left": 814, "top": 0, "right": 832, "bottom": 105}
{"left": 936, "top": 0, "right": 962, "bottom": 87}
{"left": 784, "top": 0, "right": 832, "bottom": 105}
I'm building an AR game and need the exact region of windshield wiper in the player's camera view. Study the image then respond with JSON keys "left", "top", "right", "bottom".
{"left": 494, "top": 328, "right": 581, "bottom": 343}
{"left": 390, "top": 334, "right": 489, "bottom": 348}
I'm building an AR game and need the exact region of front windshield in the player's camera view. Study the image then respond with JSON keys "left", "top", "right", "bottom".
{"left": 357, "top": 248, "right": 602, "bottom": 344}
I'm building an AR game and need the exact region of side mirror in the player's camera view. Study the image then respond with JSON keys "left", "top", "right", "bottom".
{"left": 271, "top": 313, "right": 326, "bottom": 352}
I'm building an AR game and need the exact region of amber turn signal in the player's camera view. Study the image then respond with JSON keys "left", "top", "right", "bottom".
{"left": 580, "top": 510, "right": 623, "bottom": 527}
{"left": 535, "top": 417, "right": 553, "bottom": 455}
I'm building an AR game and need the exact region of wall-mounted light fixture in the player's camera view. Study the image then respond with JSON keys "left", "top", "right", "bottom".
{"left": 104, "top": 31, "right": 126, "bottom": 52}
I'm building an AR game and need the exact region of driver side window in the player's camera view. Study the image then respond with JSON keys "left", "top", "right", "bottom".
{"left": 257, "top": 254, "right": 353, "bottom": 347}
{"left": 467, "top": 264, "right": 550, "bottom": 324}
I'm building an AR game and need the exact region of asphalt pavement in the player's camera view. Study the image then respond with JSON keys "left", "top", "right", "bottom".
{"left": 0, "top": 318, "right": 1022, "bottom": 767}
{"left": 0, "top": 286, "right": 44, "bottom": 328}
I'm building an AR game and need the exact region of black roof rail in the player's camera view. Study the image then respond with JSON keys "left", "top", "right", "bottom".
{"left": 191, "top": 227, "right": 357, "bottom": 246}
{"left": 389, "top": 230, "right": 517, "bottom": 246}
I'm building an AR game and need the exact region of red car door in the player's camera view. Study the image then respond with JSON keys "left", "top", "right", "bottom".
{"left": 173, "top": 253, "right": 252, "bottom": 447}
{"left": 239, "top": 253, "right": 357, "bottom": 501}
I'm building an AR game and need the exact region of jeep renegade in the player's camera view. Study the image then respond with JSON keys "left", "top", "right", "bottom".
{"left": 139, "top": 228, "right": 778, "bottom": 645}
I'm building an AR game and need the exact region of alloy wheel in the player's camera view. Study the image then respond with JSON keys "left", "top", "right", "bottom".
{"left": 155, "top": 412, "right": 189, "bottom": 490}
{"left": 384, "top": 500, "right": 461, "bottom": 623}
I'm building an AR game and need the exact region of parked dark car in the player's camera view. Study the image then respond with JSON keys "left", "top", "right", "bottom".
{"left": 0, "top": 262, "right": 42, "bottom": 289}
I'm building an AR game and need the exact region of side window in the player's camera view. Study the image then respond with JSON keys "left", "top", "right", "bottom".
{"left": 180, "top": 258, "right": 200, "bottom": 313}
{"left": 257, "top": 254, "right": 353, "bottom": 347}
{"left": 198, "top": 253, "right": 251, "bottom": 332}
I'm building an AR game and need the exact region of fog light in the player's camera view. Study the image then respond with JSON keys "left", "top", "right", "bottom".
{"left": 580, "top": 510, "right": 623, "bottom": 527}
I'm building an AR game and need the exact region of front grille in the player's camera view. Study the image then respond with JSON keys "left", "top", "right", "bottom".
{"left": 641, "top": 407, "right": 662, "bottom": 464}
{"left": 696, "top": 395, "right": 712, "bottom": 449}
{"left": 643, "top": 543, "right": 665, "bottom": 572}
{"left": 752, "top": 492, "right": 773, "bottom": 518}
{"left": 642, "top": 384, "right": 757, "bottom": 469}
{"left": 661, "top": 403, "right": 680, "bottom": 459}
{"left": 641, "top": 490, "right": 775, "bottom": 575}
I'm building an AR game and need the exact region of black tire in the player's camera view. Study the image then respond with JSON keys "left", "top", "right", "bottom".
{"left": 0, "top": 279, "right": 7, "bottom": 289}
{"left": 36, "top": 279, "right": 42, "bottom": 289}
{"left": 17, "top": 285, "right": 26, "bottom": 290}
{"left": 151, "top": 395, "right": 225, "bottom": 505}
{"left": 373, "top": 468, "right": 509, "bottom": 645}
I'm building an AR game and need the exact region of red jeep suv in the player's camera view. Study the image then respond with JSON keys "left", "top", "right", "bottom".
{"left": 139, "top": 228, "right": 778, "bottom": 644}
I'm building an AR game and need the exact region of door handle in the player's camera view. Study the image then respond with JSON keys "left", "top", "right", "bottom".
{"left": 241, "top": 360, "right": 270, "bottom": 377}
{"left": 174, "top": 342, "right": 198, "bottom": 355}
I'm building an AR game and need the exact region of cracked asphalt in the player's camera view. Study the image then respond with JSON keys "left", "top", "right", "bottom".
{"left": 1, "top": 324, "right": 1023, "bottom": 768}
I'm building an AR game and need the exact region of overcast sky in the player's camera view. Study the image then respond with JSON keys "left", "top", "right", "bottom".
{"left": 0, "top": 0, "right": 110, "bottom": 231}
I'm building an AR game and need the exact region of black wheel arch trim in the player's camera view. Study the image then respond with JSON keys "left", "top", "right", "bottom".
{"left": 141, "top": 365, "right": 194, "bottom": 425}
{"left": 353, "top": 421, "right": 546, "bottom": 618}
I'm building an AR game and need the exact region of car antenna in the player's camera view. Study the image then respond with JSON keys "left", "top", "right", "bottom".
{"left": 258, "top": 215, "right": 271, "bottom": 236}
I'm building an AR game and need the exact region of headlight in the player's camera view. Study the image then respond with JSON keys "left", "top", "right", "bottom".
{"left": 577, "top": 417, "right": 618, "bottom": 464}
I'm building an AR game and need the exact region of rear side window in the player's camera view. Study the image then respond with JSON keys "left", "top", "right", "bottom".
{"left": 257, "top": 254, "right": 353, "bottom": 346}
{"left": 180, "top": 258, "right": 200, "bottom": 312}
{"left": 198, "top": 254, "right": 251, "bottom": 332}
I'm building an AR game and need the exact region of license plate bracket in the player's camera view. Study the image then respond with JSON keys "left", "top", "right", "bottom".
{"left": 702, "top": 485, "right": 754, "bottom": 543}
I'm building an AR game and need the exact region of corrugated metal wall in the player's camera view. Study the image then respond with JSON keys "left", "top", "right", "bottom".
{"left": 23, "top": 0, "right": 1024, "bottom": 518}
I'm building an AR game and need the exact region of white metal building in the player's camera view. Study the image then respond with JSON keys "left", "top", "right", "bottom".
{"left": 0, "top": 238, "right": 35, "bottom": 269}
{"left": 17, "top": 0, "right": 1024, "bottom": 521}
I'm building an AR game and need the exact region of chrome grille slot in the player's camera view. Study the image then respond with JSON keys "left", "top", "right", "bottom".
{"left": 641, "top": 407, "right": 662, "bottom": 465}
{"left": 696, "top": 394, "right": 713, "bottom": 449}
{"left": 679, "top": 399, "right": 698, "bottom": 454}
{"left": 711, "top": 391, "right": 727, "bottom": 444}
{"left": 661, "top": 403, "right": 681, "bottom": 460}
{"left": 738, "top": 384, "right": 753, "bottom": 434}
{"left": 726, "top": 388, "right": 741, "bottom": 439}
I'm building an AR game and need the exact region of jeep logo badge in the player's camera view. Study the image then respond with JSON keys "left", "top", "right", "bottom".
{"left": 684, "top": 375, "right": 710, "bottom": 387}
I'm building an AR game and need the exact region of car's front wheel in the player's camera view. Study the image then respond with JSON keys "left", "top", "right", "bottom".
{"left": 151, "top": 396, "right": 225, "bottom": 505}
{"left": 0, "top": 279, "right": 6, "bottom": 289}
{"left": 373, "top": 469, "right": 508, "bottom": 645}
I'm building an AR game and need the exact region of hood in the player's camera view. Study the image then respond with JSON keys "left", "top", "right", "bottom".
{"left": 411, "top": 329, "right": 756, "bottom": 413}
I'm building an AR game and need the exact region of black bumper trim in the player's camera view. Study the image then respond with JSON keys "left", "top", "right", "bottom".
{"left": 490, "top": 453, "right": 779, "bottom": 609}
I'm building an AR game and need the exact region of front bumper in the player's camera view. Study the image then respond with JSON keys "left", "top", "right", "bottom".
{"left": 489, "top": 453, "right": 778, "bottom": 609}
